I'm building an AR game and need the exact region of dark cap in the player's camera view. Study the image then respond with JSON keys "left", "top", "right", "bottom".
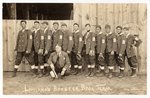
{"left": 55, "top": 44, "right": 62, "bottom": 49}
{"left": 73, "top": 23, "right": 79, "bottom": 27}
{"left": 85, "top": 23, "right": 91, "bottom": 27}
{"left": 61, "top": 23, "right": 67, "bottom": 27}
{"left": 53, "top": 22, "right": 59, "bottom": 25}
{"left": 42, "top": 21, "right": 49, "bottom": 25}
{"left": 123, "top": 27, "right": 129, "bottom": 30}
{"left": 105, "top": 24, "right": 111, "bottom": 29}
{"left": 34, "top": 21, "right": 40, "bottom": 24}
{"left": 20, "top": 20, "right": 27, "bottom": 24}
{"left": 96, "top": 25, "right": 101, "bottom": 29}
{"left": 116, "top": 26, "right": 122, "bottom": 30}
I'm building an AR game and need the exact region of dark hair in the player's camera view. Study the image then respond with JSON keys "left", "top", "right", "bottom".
{"left": 61, "top": 23, "right": 67, "bottom": 27}
{"left": 123, "top": 27, "right": 129, "bottom": 30}
{"left": 20, "top": 20, "right": 27, "bottom": 24}
{"left": 85, "top": 23, "right": 91, "bottom": 27}
{"left": 53, "top": 22, "right": 59, "bottom": 25}
{"left": 42, "top": 21, "right": 49, "bottom": 25}
{"left": 34, "top": 21, "right": 40, "bottom": 24}
{"left": 73, "top": 23, "right": 79, "bottom": 27}
{"left": 105, "top": 24, "right": 111, "bottom": 29}
{"left": 116, "top": 26, "right": 122, "bottom": 30}
{"left": 96, "top": 25, "right": 101, "bottom": 29}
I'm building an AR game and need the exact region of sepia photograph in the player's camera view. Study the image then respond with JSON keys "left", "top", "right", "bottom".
{"left": 2, "top": 2, "right": 147, "bottom": 95}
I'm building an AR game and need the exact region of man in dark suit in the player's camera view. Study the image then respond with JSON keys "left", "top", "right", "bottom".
{"left": 42, "top": 21, "right": 52, "bottom": 76}
{"left": 105, "top": 24, "right": 117, "bottom": 78}
{"left": 95, "top": 25, "right": 106, "bottom": 77}
{"left": 123, "top": 27, "right": 142, "bottom": 77}
{"left": 83, "top": 24, "right": 96, "bottom": 77}
{"left": 71, "top": 23, "right": 83, "bottom": 75}
{"left": 115, "top": 26, "right": 126, "bottom": 78}
{"left": 51, "top": 22, "right": 63, "bottom": 52}
{"left": 32, "top": 21, "right": 44, "bottom": 78}
{"left": 12, "top": 20, "right": 34, "bottom": 77}
{"left": 48, "top": 45, "right": 70, "bottom": 80}
{"left": 61, "top": 23, "right": 73, "bottom": 53}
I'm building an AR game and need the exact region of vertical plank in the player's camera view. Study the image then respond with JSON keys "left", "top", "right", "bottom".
{"left": 89, "top": 4, "right": 96, "bottom": 31}
{"left": 73, "top": 4, "right": 82, "bottom": 31}
{"left": 3, "top": 20, "right": 9, "bottom": 71}
{"left": 130, "top": 4, "right": 141, "bottom": 72}
{"left": 122, "top": 4, "right": 131, "bottom": 26}
{"left": 78, "top": 4, "right": 83, "bottom": 31}
{"left": 81, "top": 3, "right": 90, "bottom": 35}
{"left": 131, "top": 4, "right": 138, "bottom": 24}
{"left": 137, "top": 4, "right": 147, "bottom": 73}
{"left": 7, "top": 20, "right": 15, "bottom": 71}
{"left": 73, "top": 3, "right": 80, "bottom": 24}
{"left": 3, "top": 3, "right": 147, "bottom": 73}
{"left": 114, "top": 4, "right": 123, "bottom": 32}
{"left": 98, "top": 4, "right": 106, "bottom": 32}
{"left": 106, "top": 4, "right": 115, "bottom": 32}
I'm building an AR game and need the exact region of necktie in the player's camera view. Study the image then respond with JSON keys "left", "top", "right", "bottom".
{"left": 84, "top": 31, "right": 89, "bottom": 44}
{"left": 55, "top": 54, "right": 61, "bottom": 69}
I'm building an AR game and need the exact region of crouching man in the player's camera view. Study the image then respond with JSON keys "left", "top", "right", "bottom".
{"left": 47, "top": 45, "right": 70, "bottom": 80}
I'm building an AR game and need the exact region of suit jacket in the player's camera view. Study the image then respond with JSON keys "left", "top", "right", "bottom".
{"left": 125, "top": 33, "right": 142, "bottom": 58}
{"left": 52, "top": 29, "right": 63, "bottom": 50}
{"left": 116, "top": 33, "right": 126, "bottom": 55}
{"left": 47, "top": 51, "right": 70, "bottom": 69}
{"left": 44, "top": 28, "right": 52, "bottom": 52}
{"left": 83, "top": 31, "right": 96, "bottom": 54}
{"left": 32, "top": 29, "right": 44, "bottom": 53}
{"left": 15, "top": 29, "right": 32, "bottom": 53}
{"left": 96, "top": 32, "right": 106, "bottom": 54}
{"left": 72, "top": 30, "right": 83, "bottom": 53}
{"left": 105, "top": 32, "right": 117, "bottom": 53}
{"left": 62, "top": 30, "right": 73, "bottom": 52}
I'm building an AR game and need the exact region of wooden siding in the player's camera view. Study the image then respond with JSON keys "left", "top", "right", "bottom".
{"left": 3, "top": 3, "right": 147, "bottom": 73}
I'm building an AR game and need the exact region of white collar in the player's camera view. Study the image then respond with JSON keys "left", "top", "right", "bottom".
{"left": 44, "top": 27, "right": 48, "bottom": 33}
{"left": 53, "top": 29, "right": 59, "bottom": 32}
{"left": 21, "top": 28, "right": 27, "bottom": 32}
{"left": 74, "top": 30, "right": 79, "bottom": 33}
{"left": 57, "top": 51, "right": 62, "bottom": 56}
{"left": 118, "top": 32, "right": 124, "bottom": 36}
{"left": 98, "top": 31, "right": 103, "bottom": 35}
{"left": 35, "top": 28, "right": 40, "bottom": 31}
{"left": 87, "top": 30, "right": 92, "bottom": 33}
{"left": 106, "top": 32, "right": 112, "bottom": 36}
{"left": 22, "top": 29, "right": 25, "bottom": 32}
{"left": 34, "top": 28, "right": 40, "bottom": 33}
{"left": 126, "top": 33, "right": 130, "bottom": 38}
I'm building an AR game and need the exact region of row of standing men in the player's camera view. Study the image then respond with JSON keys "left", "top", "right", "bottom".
{"left": 12, "top": 20, "right": 142, "bottom": 79}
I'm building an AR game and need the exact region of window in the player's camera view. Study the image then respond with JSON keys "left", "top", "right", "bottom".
{"left": 3, "top": 3, "right": 73, "bottom": 20}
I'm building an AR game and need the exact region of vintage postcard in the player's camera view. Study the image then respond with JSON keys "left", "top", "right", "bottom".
{"left": 2, "top": 0, "right": 148, "bottom": 95}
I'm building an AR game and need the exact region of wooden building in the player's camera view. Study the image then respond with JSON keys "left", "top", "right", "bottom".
{"left": 3, "top": 3, "right": 147, "bottom": 73}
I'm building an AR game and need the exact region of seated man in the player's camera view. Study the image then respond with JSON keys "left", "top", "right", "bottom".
{"left": 47, "top": 45, "right": 70, "bottom": 80}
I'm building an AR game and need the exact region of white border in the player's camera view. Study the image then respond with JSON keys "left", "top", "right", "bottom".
{"left": 0, "top": 0, "right": 149, "bottom": 98}
{"left": 1, "top": 0, "right": 148, "bottom": 3}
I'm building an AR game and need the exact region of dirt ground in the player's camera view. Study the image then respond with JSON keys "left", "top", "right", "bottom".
{"left": 3, "top": 72, "right": 147, "bottom": 95}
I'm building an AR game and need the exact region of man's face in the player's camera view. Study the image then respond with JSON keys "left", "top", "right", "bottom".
{"left": 34, "top": 23, "right": 40, "bottom": 29}
{"left": 116, "top": 28, "right": 122, "bottom": 34}
{"left": 96, "top": 27, "right": 101, "bottom": 33}
{"left": 105, "top": 27, "right": 111, "bottom": 33}
{"left": 43, "top": 24, "right": 47, "bottom": 29}
{"left": 73, "top": 25, "right": 79, "bottom": 31}
{"left": 61, "top": 25, "right": 67, "bottom": 31}
{"left": 55, "top": 45, "right": 61, "bottom": 53}
{"left": 53, "top": 24, "right": 59, "bottom": 30}
{"left": 20, "top": 22, "right": 26, "bottom": 29}
{"left": 123, "top": 29, "right": 129, "bottom": 34}
{"left": 85, "top": 25, "right": 90, "bottom": 31}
